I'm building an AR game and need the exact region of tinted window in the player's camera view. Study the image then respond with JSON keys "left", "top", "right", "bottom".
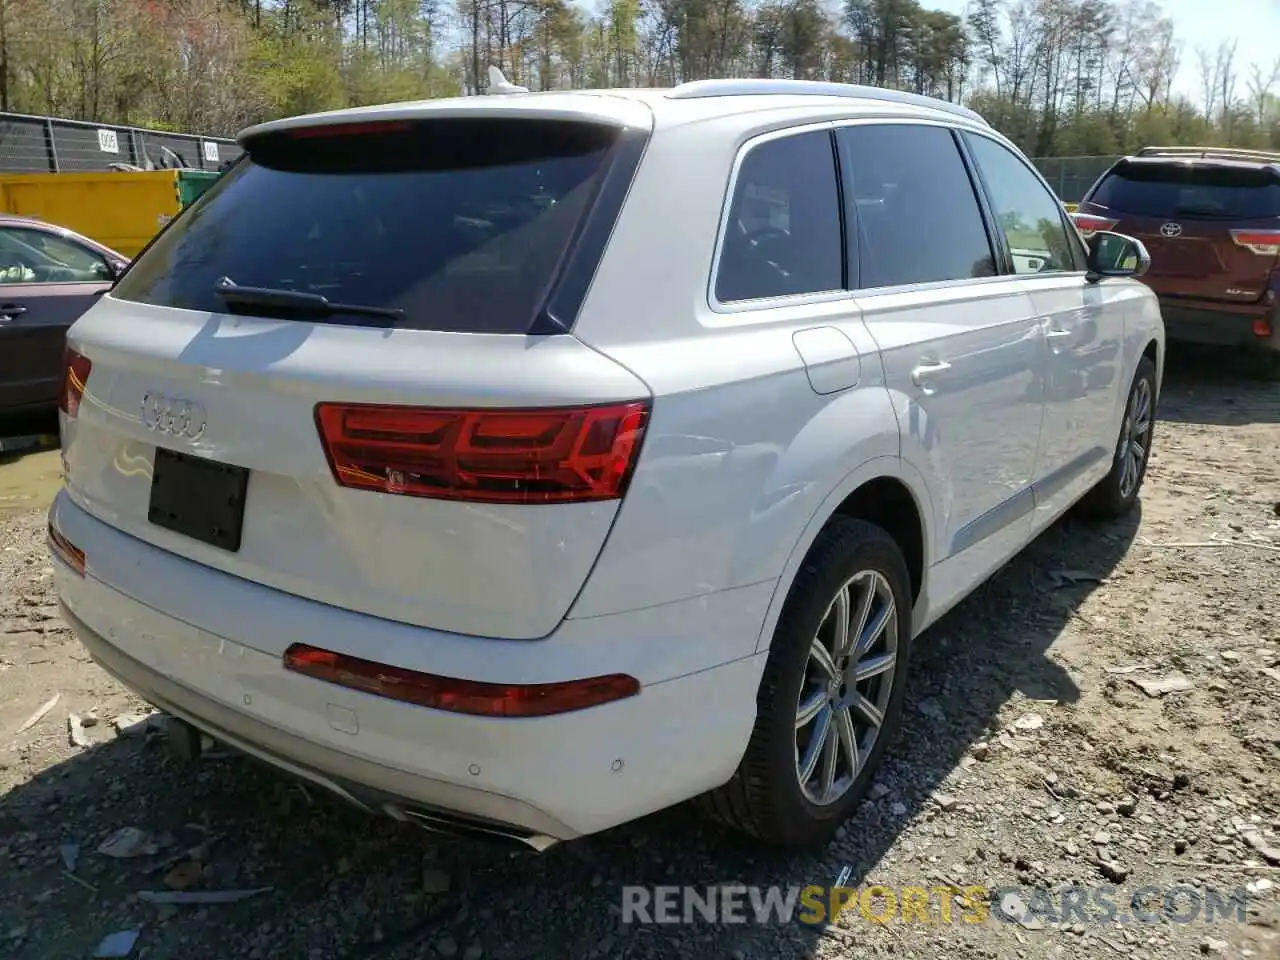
{"left": 838, "top": 125, "right": 995, "bottom": 288}
{"left": 1090, "top": 161, "right": 1280, "bottom": 219}
{"left": 0, "top": 227, "right": 110, "bottom": 284}
{"left": 965, "top": 134, "right": 1082, "bottom": 274}
{"left": 715, "top": 130, "right": 843, "bottom": 303}
{"left": 113, "top": 119, "right": 620, "bottom": 333}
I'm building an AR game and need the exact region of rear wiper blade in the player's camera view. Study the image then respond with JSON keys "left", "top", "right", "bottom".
{"left": 212, "top": 277, "right": 405, "bottom": 322}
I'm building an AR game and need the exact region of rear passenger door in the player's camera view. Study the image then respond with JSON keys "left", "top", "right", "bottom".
{"left": 962, "top": 131, "right": 1124, "bottom": 523}
{"left": 0, "top": 227, "right": 113, "bottom": 411}
{"left": 835, "top": 121, "right": 1046, "bottom": 571}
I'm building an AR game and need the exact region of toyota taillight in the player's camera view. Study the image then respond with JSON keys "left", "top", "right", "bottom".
{"left": 314, "top": 401, "right": 650, "bottom": 504}
{"left": 1230, "top": 230, "right": 1280, "bottom": 256}
{"left": 1071, "top": 213, "right": 1120, "bottom": 238}
{"left": 283, "top": 643, "right": 640, "bottom": 717}
{"left": 59, "top": 347, "right": 92, "bottom": 417}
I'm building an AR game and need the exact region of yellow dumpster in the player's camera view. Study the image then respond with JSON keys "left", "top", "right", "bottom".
{"left": 0, "top": 170, "right": 191, "bottom": 258}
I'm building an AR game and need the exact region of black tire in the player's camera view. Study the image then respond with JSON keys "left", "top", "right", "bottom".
{"left": 700, "top": 517, "right": 913, "bottom": 849}
{"left": 1077, "top": 355, "right": 1158, "bottom": 519}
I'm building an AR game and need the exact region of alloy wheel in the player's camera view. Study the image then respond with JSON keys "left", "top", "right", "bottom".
{"left": 794, "top": 569, "right": 899, "bottom": 806}
{"left": 1118, "top": 376, "right": 1153, "bottom": 500}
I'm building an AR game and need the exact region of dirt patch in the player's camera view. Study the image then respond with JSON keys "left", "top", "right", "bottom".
{"left": 0, "top": 437, "right": 62, "bottom": 519}
{"left": 1, "top": 349, "right": 1278, "bottom": 960}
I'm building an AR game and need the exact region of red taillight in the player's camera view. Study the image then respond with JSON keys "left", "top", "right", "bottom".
{"left": 288, "top": 121, "right": 412, "bottom": 139}
{"left": 1071, "top": 213, "right": 1120, "bottom": 238}
{"left": 1254, "top": 317, "right": 1273, "bottom": 338}
{"left": 59, "top": 347, "right": 92, "bottom": 417}
{"left": 1230, "top": 230, "right": 1280, "bottom": 256}
{"left": 314, "top": 401, "right": 650, "bottom": 504}
{"left": 48, "top": 523, "right": 85, "bottom": 576}
{"left": 283, "top": 644, "right": 640, "bottom": 718}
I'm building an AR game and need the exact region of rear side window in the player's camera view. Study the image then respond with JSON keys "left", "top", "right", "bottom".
{"left": 113, "top": 119, "right": 622, "bottom": 333}
{"left": 964, "top": 133, "right": 1084, "bottom": 274}
{"left": 837, "top": 124, "right": 996, "bottom": 289}
{"left": 715, "top": 130, "right": 843, "bottom": 303}
{"left": 1090, "top": 161, "right": 1280, "bottom": 219}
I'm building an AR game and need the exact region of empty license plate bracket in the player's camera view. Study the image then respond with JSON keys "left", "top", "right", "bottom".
{"left": 148, "top": 448, "right": 249, "bottom": 552}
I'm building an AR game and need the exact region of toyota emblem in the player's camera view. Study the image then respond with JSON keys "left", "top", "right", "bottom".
{"left": 140, "top": 391, "right": 207, "bottom": 441}
{"left": 1159, "top": 222, "right": 1182, "bottom": 238}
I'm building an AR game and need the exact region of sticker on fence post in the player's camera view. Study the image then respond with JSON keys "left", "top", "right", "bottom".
{"left": 97, "top": 129, "right": 120, "bottom": 154}
{"left": 202, "top": 141, "right": 220, "bottom": 164}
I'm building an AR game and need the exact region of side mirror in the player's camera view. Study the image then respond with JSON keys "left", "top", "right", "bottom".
{"left": 103, "top": 258, "right": 128, "bottom": 281}
{"left": 1086, "top": 232, "right": 1150, "bottom": 282}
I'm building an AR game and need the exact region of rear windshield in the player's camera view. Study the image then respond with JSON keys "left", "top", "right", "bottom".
{"left": 112, "top": 118, "right": 621, "bottom": 333}
{"left": 1090, "top": 160, "right": 1280, "bottom": 219}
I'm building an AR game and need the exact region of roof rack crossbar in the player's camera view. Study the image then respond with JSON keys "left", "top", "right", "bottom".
{"left": 1136, "top": 145, "right": 1280, "bottom": 163}
{"left": 666, "top": 79, "right": 988, "bottom": 126}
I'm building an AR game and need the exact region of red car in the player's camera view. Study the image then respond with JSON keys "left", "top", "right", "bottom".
{"left": 0, "top": 215, "right": 129, "bottom": 417}
{"left": 1073, "top": 146, "right": 1280, "bottom": 358}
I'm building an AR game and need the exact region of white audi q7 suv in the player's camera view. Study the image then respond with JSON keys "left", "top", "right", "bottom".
{"left": 48, "top": 78, "right": 1163, "bottom": 851}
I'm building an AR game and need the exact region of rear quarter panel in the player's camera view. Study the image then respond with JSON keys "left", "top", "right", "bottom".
{"left": 569, "top": 110, "right": 940, "bottom": 638}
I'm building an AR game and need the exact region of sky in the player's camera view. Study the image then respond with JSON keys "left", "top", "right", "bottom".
{"left": 927, "top": 0, "right": 1280, "bottom": 104}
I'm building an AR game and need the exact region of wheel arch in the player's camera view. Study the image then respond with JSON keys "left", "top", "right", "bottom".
{"left": 752, "top": 457, "right": 935, "bottom": 655}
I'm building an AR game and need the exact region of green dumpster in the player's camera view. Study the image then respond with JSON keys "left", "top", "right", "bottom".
{"left": 176, "top": 170, "right": 221, "bottom": 209}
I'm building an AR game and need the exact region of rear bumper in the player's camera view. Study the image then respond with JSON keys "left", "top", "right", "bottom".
{"left": 62, "top": 604, "right": 566, "bottom": 848}
{"left": 1158, "top": 300, "right": 1280, "bottom": 353}
{"left": 49, "top": 491, "right": 768, "bottom": 841}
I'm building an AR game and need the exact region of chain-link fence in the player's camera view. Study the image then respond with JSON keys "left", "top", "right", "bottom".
{"left": 0, "top": 112, "right": 241, "bottom": 174}
{"left": 1031, "top": 155, "right": 1122, "bottom": 203}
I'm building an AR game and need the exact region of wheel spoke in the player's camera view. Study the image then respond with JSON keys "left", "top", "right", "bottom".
{"left": 854, "top": 599, "right": 893, "bottom": 658}
{"left": 1137, "top": 382, "right": 1151, "bottom": 422}
{"left": 853, "top": 650, "right": 896, "bottom": 683}
{"left": 798, "top": 707, "right": 832, "bottom": 784}
{"left": 819, "top": 713, "right": 840, "bottom": 801}
{"left": 809, "top": 639, "right": 839, "bottom": 680}
{"left": 853, "top": 693, "right": 884, "bottom": 728}
{"left": 796, "top": 689, "right": 826, "bottom": 729}
{"left": 829, "top": 584, "right": 853, "bottom": 657}
{"left": 1129, "top": 439, "right": 1145, "bottom": 465}
{"left": 845, "top": 578, "right": 874, "bottom": 657}
{"left": 836, "top": 706, "right": 860, "bottom": 779}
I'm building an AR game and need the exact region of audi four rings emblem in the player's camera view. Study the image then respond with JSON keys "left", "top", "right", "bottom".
{"left": 1160, "top": 222, "right": 1182, "bottom": 238}
{"left": 141, "top": 391, "right": 208, "bottom": 440}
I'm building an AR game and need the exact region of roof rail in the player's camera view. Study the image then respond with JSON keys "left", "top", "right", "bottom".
{"left": 666, "top": 79, "right": 988, "bottom": 126}
{"left": 1135, "top": 145, "right": 1280, "bottom": 164}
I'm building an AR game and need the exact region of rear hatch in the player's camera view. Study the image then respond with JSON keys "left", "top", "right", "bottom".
{"left": 1078, "top": 158, "right": 1280, "bottom": 304}
{"left": 59, "top": 110, "right": 653, "bottom": 641}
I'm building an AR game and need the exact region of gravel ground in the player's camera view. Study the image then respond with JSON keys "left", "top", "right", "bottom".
{"left": 1, "top": 350, "right": 1278, "bottom": 960}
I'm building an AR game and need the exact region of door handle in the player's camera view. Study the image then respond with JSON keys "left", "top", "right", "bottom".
{"left": 0, "top": 303, "right": 27, "bottom": 319}
{"left": 1045, "top": 328, "right": 1073, "bottom": 340}
{"left": 910, "top": 359, "right": 951, "bottom": 386}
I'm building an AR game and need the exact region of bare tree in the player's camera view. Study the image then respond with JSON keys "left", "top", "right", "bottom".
{"left": 1247, "top": 56, "right": 1280, "bottom": 124}
{"left": 1215, "top": 38, "right": 1238, "bottom": 136}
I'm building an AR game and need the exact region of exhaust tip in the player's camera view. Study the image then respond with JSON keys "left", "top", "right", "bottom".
{"left": 385, "top": 803, "right": 559, "bottom": 853}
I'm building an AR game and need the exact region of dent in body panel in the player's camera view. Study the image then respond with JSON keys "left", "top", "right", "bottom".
{"left": 748, "top": 454, "right": 937, "bottom": 650}
{"left": 568, "top": 327, "right": 898, "bottom": 619}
